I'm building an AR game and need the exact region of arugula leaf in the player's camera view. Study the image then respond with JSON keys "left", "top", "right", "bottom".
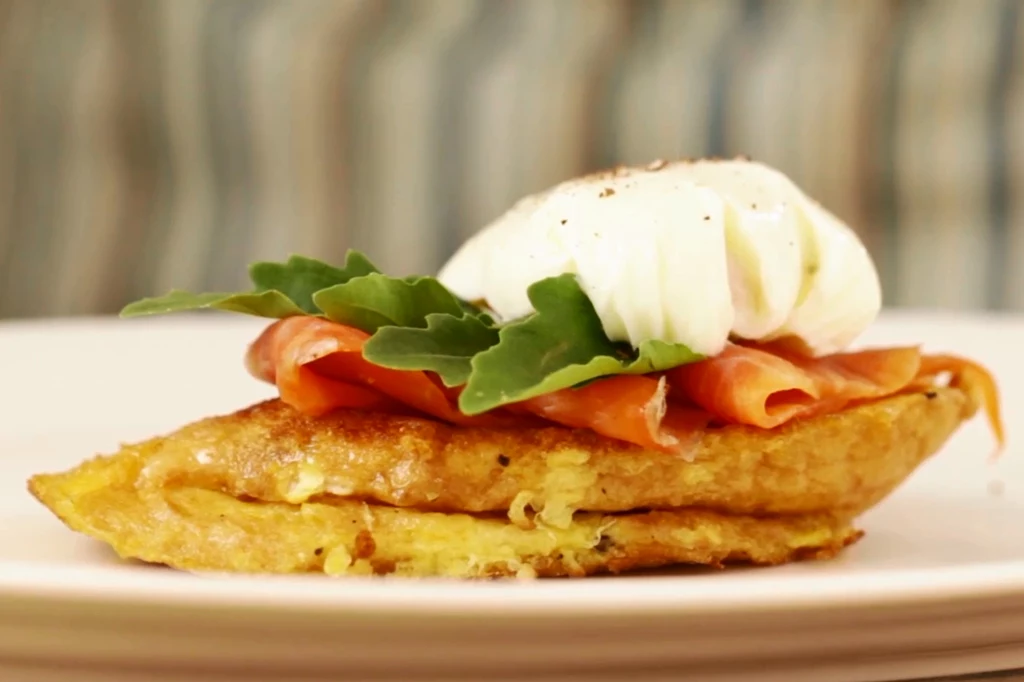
{"left": 363, "top": 313, "right": 499, "bottom": 386}
{"left": 120, "top": 251, "right": 380, "bottom": 319}
{"left": 313, "top": 274, "right": 472, "bottom": 333}
{"left": 458, "top": 274, "right": 701, "bottom": 414}
{"left": 249, "top": 252, "right": 380, "bottom": 314}
{"left": 457, "top": 299, "right": 495, "bottom": 326}
{"left": 120, "top": 250, "right": 703, "bottom": 416}
{"left": 120, "top": 289, "right": 306, "bottom": 318}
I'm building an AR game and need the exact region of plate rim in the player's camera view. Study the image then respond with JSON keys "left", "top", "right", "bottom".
{"left": 2, "top": 557, "right": 1024, "bottom": 618}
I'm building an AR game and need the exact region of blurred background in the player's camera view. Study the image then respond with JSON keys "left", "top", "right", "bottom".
{"left": 0, "top": 0, "right": 1021, "bottom": 319}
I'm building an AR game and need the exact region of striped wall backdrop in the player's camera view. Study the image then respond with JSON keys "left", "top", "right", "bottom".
{"left": 0, "top": 0, "right": 1021, "bottom": 319}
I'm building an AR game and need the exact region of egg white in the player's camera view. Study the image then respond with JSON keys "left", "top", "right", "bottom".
{"left": 438, "top": 159, "right": 881, "bottom": 357}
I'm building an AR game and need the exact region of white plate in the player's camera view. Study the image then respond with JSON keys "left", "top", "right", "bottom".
{"left": 0, "top": 312, "right": 1022, "bottom": 682}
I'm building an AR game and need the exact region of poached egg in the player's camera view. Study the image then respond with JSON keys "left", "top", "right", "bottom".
{"left": 438, "top": 158, "right": 881, "bottom": 357}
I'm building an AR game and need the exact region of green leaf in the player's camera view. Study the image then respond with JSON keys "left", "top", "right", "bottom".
{"left": 363, "top": 313, "right": 500, "bottom": 386}
{"left": 120, "top": 289, "right": 306, "bottom": 318}
{"left": 119, "top": 249, "right": 702, "bottom": 419}
{"left": 249, "top": 252, "right": 380, "bottom": 314}
{"left": 313, "top": 274, "right": 472, "bottom": 333}
{"left": 457, "top": 274, "right": 702, "bottom": 414}
{"left": 120, "top": 250, "right": 382, "bottom": 319}
{"left": 457, "top": 298, "right": 495, "bottom": 326}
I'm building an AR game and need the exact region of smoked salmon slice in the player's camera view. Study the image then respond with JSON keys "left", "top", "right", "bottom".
{"left": 244, "top": 318, "right": 693, "bottom": 448}
{"left": 245, "top": 317, "right": 480, "bottom": 424}
{"left": 245, "top": 317, "right": 399, "bottom": 416}
{"left": 245, "top": 318, "right": 1003, "bottom": 453}
{"left": 517, "top": 376, "right": 709, "bottom": 453}
{"left": 666, "top": 344, "right": 922, "bottom": 429}
{"left": 917, "top": 354, "right": 1005, "bottom": 446}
